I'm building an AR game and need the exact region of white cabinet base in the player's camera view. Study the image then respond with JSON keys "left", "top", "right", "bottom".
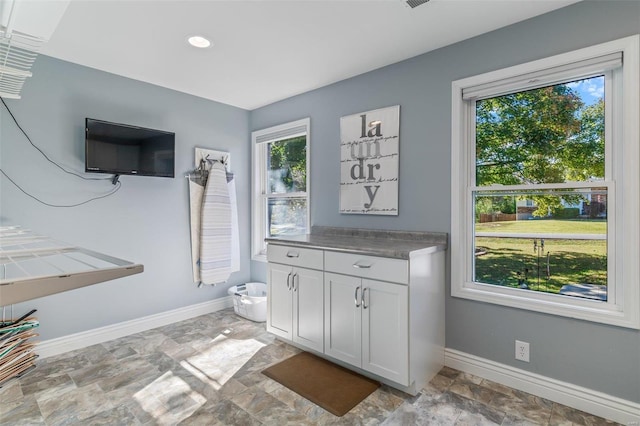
{"left": 267, "top": 243, "right": 446, "bottom": 396}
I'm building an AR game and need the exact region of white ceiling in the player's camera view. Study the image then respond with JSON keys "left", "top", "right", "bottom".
{"left": 39, "top": 0, "right": 581, "bottom": 110}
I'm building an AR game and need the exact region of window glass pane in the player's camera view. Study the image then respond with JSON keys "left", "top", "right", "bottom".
{"left": 267, "top": 197, "right": 307, "bottom": 237}
{"left": 476, "top": 76, "right": 605, "bottom": 186}
{"left": 473, "top": 189, "right": 607, "bottom": 301}
{"left": 267, "top": 136, "right": 307, "bottom": 194}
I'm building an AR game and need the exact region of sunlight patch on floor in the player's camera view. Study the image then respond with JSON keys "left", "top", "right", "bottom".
{"left": 179, "top": 333, "right": 266, "bottom": 390}
{"left": 133, "top": 371, "right": 207, "bottom": 425}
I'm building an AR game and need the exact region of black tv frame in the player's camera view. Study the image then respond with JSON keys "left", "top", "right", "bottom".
{"left": 85, "top": 118, "right": 175, "bottom": 183}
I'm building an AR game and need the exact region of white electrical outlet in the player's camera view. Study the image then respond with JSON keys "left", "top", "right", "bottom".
{"left": 515, "top": 340, "right": 530, "bottom": 362}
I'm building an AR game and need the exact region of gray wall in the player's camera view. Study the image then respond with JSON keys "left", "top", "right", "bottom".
{"left": 249, "top": 1, "right": 640, "bottom": 402}
{"left": 0, "top": 55, "right": 251, "bottom": 341}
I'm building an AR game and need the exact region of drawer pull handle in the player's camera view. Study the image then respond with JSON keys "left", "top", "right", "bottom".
{"left": 354, "top": 286, "right": 361, "bottom": 308}
{"left": 353, "top": 262, "right": 372, "bottom": 269}
{"left": 286, "top": 252, "right": 300, "bottom": 258}
{"left": 362, "top": 287, "right": 368, "bottom": 309}
{"left": 286, "top": 272, "right": 292, "bottom": 290}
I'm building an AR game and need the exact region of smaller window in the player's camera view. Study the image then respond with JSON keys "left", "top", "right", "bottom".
{"left": 252, "top": 118, "right": 310, "bottom": 261}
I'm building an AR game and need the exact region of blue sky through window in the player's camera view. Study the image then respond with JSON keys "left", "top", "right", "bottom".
{"left": 566, "top": 76, "right": 604, "bottom": 106}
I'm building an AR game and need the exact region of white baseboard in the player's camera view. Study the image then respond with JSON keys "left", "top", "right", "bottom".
{"left": 38, "top": 296, "right": 234, "bottom": 359}
{"left": 445, "top": 348, "right": 640, "bottom": 425}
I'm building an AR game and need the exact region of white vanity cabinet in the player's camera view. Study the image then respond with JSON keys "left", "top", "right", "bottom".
{"left": 265, "top": 228, "right": 446, "bottom": 395}
{"left": 266, "top": 245, "right": 324, "bottom": 353}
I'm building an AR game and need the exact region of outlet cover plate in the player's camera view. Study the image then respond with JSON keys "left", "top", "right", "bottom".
{"left": 515, "top": 340, "right": 530, "bottom": 362}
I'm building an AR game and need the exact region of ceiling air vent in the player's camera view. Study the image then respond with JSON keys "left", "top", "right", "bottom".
{"left": 0, "top": 0, "right": 46, "bottom": 99}
{"left": 405, "top": 0, "right": 430, "bottom": 9}
{"left": 0, "top": 29, "right": 44, "bottom": 99}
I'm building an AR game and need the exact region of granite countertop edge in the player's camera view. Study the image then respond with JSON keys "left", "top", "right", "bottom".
{"left": 265, "top": 227, "right": 448, "bottom": 260}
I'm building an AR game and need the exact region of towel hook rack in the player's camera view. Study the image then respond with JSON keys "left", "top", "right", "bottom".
{"left": 184, "top": 154, "right": 229, "bottom": 179}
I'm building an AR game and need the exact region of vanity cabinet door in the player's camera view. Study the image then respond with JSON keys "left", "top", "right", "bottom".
{"left": 267, "top": 263, "right": 293, "bottom": 339}
{"left": 361, "top": 278, "right": 409, "bottom": 385}
{"left": 292, "top": 267, "right": 324, "bottom": 352}
{"left": 267, "top": 244, "right": 324, "bottom": 350}
{"left": 324, "top": 272, "right": 362, "bottom": 368}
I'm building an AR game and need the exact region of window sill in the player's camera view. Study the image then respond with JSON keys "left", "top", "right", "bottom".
{"left": 452, "top": 282, "right": 639, "bottom": 330}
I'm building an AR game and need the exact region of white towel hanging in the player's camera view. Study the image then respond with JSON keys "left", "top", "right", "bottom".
{"left": 199, "top": 161, "right": 232, "bottom": 285}
{"left": 228, "top": 173, "right": 240, "bottom": 274}
{"left": 188, "top": 179, "right": 205, "bottom": 283}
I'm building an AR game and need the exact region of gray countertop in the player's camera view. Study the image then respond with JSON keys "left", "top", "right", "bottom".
{"left": 265, "top": 226, "right": 447, "bottom": 259}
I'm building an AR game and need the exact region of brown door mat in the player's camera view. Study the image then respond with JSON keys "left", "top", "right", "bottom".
{"left": 262, "top": 351, "right": 380, "bottom": 417}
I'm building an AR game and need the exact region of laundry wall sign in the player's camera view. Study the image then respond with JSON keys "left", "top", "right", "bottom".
{"left": 340, "top": 105, "right": 399, "bottom": 215}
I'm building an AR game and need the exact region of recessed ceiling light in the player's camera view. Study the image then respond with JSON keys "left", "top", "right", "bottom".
{"left": 188, "top": 36, "right": 211, "bottom": 48}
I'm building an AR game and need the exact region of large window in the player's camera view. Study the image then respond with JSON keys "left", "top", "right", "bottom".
{"left": 252, "top": 118, "right": 310, "bottom": 261}
{"left": 451, "top": 36, "right": 639, "bottom": 328}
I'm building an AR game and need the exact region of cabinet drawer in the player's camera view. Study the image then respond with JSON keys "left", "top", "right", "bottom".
{"left": 325, "top": 251, "right": 408, "bottom": 284}
{"left": 267, "top": 244, "right": 324, "bottom": 270}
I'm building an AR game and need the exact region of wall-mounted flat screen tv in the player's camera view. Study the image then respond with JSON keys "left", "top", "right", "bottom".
{"left": 85, "top": 118, "right": 175, "bottom": 178}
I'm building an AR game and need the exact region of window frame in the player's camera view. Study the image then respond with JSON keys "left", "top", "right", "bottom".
{"left": 450, "top": 35, "right": 640, "bottom": 329}
{"left": 251, "top": 118, "right": 311, "bottom": 262}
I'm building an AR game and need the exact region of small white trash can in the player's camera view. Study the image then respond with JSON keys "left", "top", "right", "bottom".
{"left": 227, "top": 282, "right": 267, "bottom": 322}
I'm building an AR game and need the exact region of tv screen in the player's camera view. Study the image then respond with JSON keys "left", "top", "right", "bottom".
{"left": 85, "top": 118, "right": 175, "bottom": 178}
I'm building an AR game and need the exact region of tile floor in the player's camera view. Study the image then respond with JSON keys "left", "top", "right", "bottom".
{"left": 0, "top": 309, "right": 619, "bottom": 425}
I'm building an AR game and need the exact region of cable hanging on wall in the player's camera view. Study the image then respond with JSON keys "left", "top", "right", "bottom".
{"left": 0, "top": 97, "right": 121, "bottom": 207}
{"left": 0, "top": 169, "right": 121, "bottom": 208}
{"left": 1, "top": 98, "right": 111, "bottom": 181}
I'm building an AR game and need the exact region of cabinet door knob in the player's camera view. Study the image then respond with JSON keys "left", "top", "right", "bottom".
{"left": 354, "top": 286, "right": 361, "bottom": 308}
{"left": 293, "top": 273, "right": 298, "bottom": 291}
{"left": 286, "top": 251, "right": 300, "bottom": 258}
{"left": 286, "top": 272, "right": 292, "bottom": 290}
{"left": 362, "top": 287, "right": 368, "bottom": 309}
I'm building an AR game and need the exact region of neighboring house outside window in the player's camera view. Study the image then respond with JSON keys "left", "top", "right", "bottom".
{"left": 252, "top": 118, "right": 310, "bottom": 261}
{"left": 451, "top": 36, "right": 639, "bottom": 329}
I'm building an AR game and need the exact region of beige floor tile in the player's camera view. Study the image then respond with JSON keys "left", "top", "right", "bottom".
{"left": 1, "top": 309, "right": 622, "bottom": 426}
